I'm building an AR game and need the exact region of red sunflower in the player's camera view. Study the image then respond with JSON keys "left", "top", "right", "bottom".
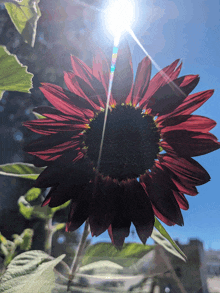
{"left": 24, "top": 43, "right": 220, "bottom": 248}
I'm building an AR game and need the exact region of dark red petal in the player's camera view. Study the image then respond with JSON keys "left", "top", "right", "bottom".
{"left": 157, "top": 90, "right": 214, "bottom": 123}
{"left": 162, "top": 130, "right": 220, "bottom": 157}
{"left": 170, "top": 62, "right": 182, "bottom": 80}
{"left": 40, "top": 83, "right": 94, "bottom": 118}
{"left": 41, "top": 191, "right": 52, "bottom": 207}
{"left": 173, "top": 191, "right": 189, "bottom": 211}
{"left": 107, "top": 183, "right": 131, "bottom": 248}
{"left": 143, "top": 75, "right": 200, "bottom": 115}
{"left": 70, "top": 55, "right": 93, "bottom": 81}
{"left": 172, "top": 177, "right": 198, "bottom": 196}
{"left": 35, "top": 156, "right": 92, "bottom": 188}
{"left": 160, "top": 115, "right": 216, "bottom": 133}
{"left": 131, "top": 56, "right": 151, "bottom": 106}
{"left": 92, "top": 49, "right": 116, "bottom": 106}
{"left": 45, "top": 185, "right": 72, "bottom": 207}
{"left": 71, "top": 53, "right": 107, "bottom": 107}
{"left": 152, "top": 207, "right": 175, "bottom": 226}
{"left": 34, "top": 167, "right": 60, "bottom": 188}
{"left": 108, "top": 218, "right": 131, "bottom": 249}
{"left": 89, "top": 177, "right": 117, "bottom": 237}
{"left": 66, "top": 200, "right": 90, "bottom": 232}
{"left": 24, "top": 133, "right": 83, "bottom": 162}
{"left": 33, "top": 106, "right": 88, "bottom": 123}
{"left": 24, "top": 119, "right": 87, "bottom": 135}
{"left": 64, "top": 72, "right": 105, "bottom": 109}
{"left": 123, "top": 180, "right": 154, "bottom": 244}
{"left": 112, "top": 41, "right": 133, "bottom": 104}
{"left": 139, "top": 59, "right": 180, "bottom": 108}
{"left": 26, "top": 139, "right": 81, "bottom": 157}
{"left": 159, "top": 154, "right": 210, "bottom": 186}
{"left": 33, "top": 154, "right": 62, "bottom": 162}
{"left": 141, "top": 173, "right": 184, "bottom": 226}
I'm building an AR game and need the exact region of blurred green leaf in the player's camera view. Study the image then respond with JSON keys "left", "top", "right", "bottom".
{"left": 31, "top": 205, "right": 52, "bottom": 220}
{"left": 0, "top": 162, "right": 44, "bottom": 180}
{"left": 5, "top": 0, "right": 41, "bottom": 47}
{"left": 53, "top": 223, "right": 66, "bottom": 232}
{"left": 0, "top": 233, "right": 7, "bottom": 245}
{"left": 33, "top": 110, "right": 46, "bottom": 119}
{"left": 0, "top": 46, "right": 33, "bottom": 98}
{"left": 32, "top": 201, "right": 71, "bottom": 220}
{"left": 82, "top": 242, "right": 154, "bottom": 267}
{"left": 0, "top": 250, "right": 65, "bottom": 293}
{"left": 151, "top": 217, "right": 187, "bottom": 261}
{"left": 25, "top": 187, "right": 41, "bottom": 201}
{"left": 19, "top": 229, "right": 34, "bottom": 251}
{"left": 50, "top": 200, "right": 71, "bottom": 215}
{"left": 0, "top": 243, "right": 9, "bottom": 257}
{"left": 18, "top": 196, "right": 34, "bottom": 219}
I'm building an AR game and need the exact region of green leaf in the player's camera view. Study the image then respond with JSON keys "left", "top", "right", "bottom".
{"left": 5, "top": 0, "right": 41, "bottom": 47}
{"left": 82, "top": 242, "right": 154, "bottom": 268}
{"left": 151, "top": 218, "right": 187, "bottom": 261}
{"left": 0, "top": 162, "right": 44, "bottom": 180}
{"left": 19, "top": 229, "right": 34, "bottom": 251}
{"left": 0, "top": 46, "right": 33, "bottom": 98}
{"left": 32, "top": 110, "right": 46, "bottom": 119}
{"left": 18, "top": 196, "right": 34, "bottom": 219}
{"left": 0, "top": 233, "right": 7, "bottom": 245}
{"left": 50, "top": 200, "right": 71, "bottom": 215}
{"left": 53, "top": 223, "right": 66, "bottom": 232}
{"left": 25, "top": 187, "right": 41, "bottom": 201}
{"left": 0, "top": 243, "right": 9, "bottom": 257}
{"left": 0, "top": 251, "right": 65, "bottom": 293}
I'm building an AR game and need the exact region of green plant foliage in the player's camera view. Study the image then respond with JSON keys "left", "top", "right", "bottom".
{"left": 0, "top": 46, "right": 33, "bottom": 98}
{"left": 82, "top": 242, "right": 154, "bottom": 267}
{"left": 4, "top": 0, "right": 41, "bottom": 47}
{"left": 18, "top": 196, "right": 34, "bottom": 219}
{"left": 151, "top": 218, "right": 187, "bottom": 261}
{"left": 50, "top": 201, "right": 71, "bottom": 215}
{"left": 0, "top": 229, "right": 34, "bottom": 266}
{"left": 0, "top": 233, "right": 7, "bottom": 245}
{"left": 18, "top": 229, "right": 34, "bottom": 251}
{"left": 32, "top": 110, "right": 46, "bottom": 119}
{"left": 0, "top": 162, "right": 44, "bottom": 180}
{"left": 18, "top": 187, "right": 71, "bottom": 220}
{"left": 25, "top": 187, "right": 41, "bottom": 201}
{"left": 0, "top": 250, "right": 65, "bottom": 293}
{"left": 53, "top": 223, "right": 66, "bottom": 232}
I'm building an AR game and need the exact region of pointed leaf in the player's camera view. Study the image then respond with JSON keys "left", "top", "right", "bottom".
{"left": 0, "top": 250, "right": 65, "bottom": 293}
{"left": 82, "top": 242, "right": 153, "bottom": 267}
{"left": 0, "top": 163, "right": 44, "bottom": 180}
{"left": 0, "top": 46, "right": 33, "bottom": 98}
{"left": 151, "top": 217, "right": 186, "bottom": 261}
{"left": 5, "top": 0, "right": 41, "bottom": 47}
{"left": 32, "top": 110, "right": 46, "bottom": 119}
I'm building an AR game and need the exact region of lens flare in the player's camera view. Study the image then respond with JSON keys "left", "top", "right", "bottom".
{"left": 105, "top": 0, "right": 134, "bottom": 40}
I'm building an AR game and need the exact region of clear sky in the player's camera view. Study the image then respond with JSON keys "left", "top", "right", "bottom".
{"left": 89, "top": 0, "right": 220, "bottom": 250}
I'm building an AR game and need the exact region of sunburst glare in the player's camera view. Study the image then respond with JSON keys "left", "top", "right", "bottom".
{"left": 104, "top": 0, "right": 134, "bottom": 45}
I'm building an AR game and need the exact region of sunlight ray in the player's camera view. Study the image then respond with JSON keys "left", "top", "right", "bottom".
{"left": 96, "top": 38, "right": 120, "bottom": 173}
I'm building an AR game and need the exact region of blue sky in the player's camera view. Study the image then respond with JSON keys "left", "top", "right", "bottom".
{"left": 88, "top": 0, "right": 220, "bottom": 250}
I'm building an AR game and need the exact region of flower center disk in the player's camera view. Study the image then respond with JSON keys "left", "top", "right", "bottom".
{"left": 85, "top": 105, "right": 160, "bottom": 181}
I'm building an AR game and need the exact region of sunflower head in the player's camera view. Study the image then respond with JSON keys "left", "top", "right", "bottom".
{"left": 24, "top": 41, "right": 219, "bottom": 247}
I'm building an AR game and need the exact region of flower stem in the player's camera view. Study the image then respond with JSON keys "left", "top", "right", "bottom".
{"left": 67, "top": 219, "right": 90, "bottom": 291}
{"left": 44, "top": 218, "right": 53, "bottom": 255}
